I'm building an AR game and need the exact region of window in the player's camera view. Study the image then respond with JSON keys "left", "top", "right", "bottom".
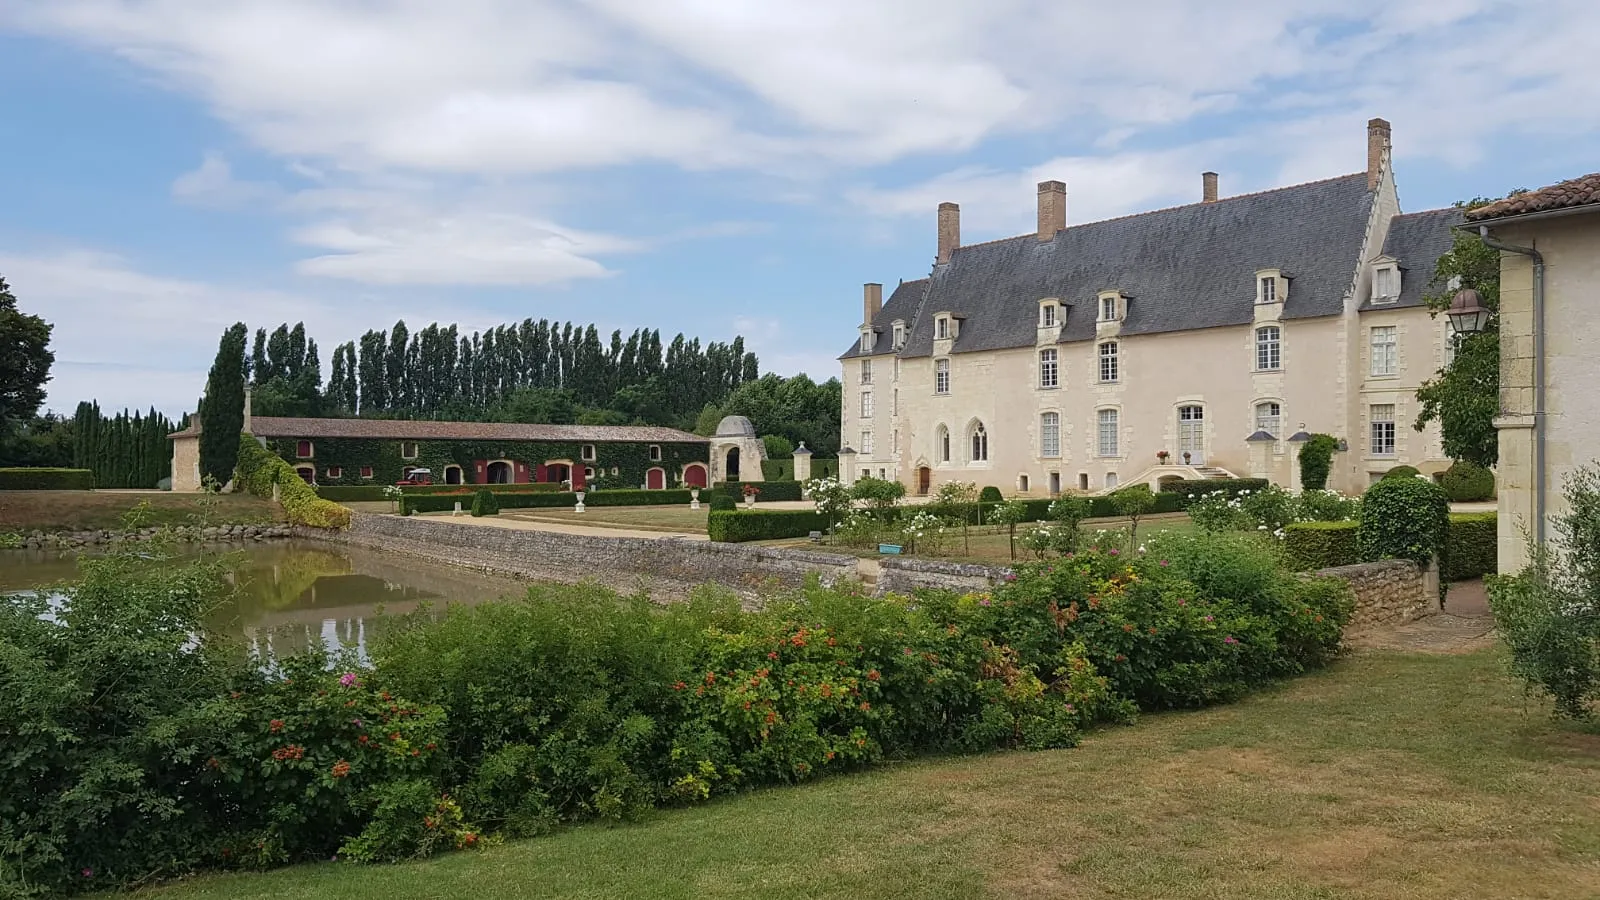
{"left": 861, "top": 390, "right": 874, "bottom": 417}
{"left": 1039, "top": 348, "right": 1059, "bottom": 389}
{"left": 326, "top": 466, "right": 342, "bottom": 479}
{"left": 1374, "top": 266, "right": 1399, "bottom": 301}
{"left": 1444, "top": 322, "right": 1462, "bottom": 367}
{"left": 1040, "top": 303, "right": 1058, "bottom": 327}
{"left": 1260, "top": 276, "right": 1277, "bottom": 303}
{"left": 581, "top": 444, "right": 596, "bottom": 461}
{"left": 1019, "top": 474, "right": 1030, "bottom": 492}
{"left": 1099, "top": 295, "right": 1117, "bottom": 321}
{"left": 360, "top": 466, "right": 374, "bottom": 479}
{"left": 585, "top": 467, "right": 595, "bottom": 480}
{"left": 1098, "top": 341, "right": 1119, "bottom": 383}
{"left": 892, "top": 322, "right": 905, "bottom": 349}
{"left": 1370, "top": 326, "right": 1398, "bottom": 376}
{"left": 1040, "top": 412, "right": 1061, "bottom": 458}
{"left": 936, "top": 316, "right": 950, "bottom": 340}
{"left": 1078, "top": 473, "right": 1090, "bottom": 491}
{"left": 878, "top": 468, "right": 887, "bottom": 480}
{"left": 649, "top": 445, "right": 662, "bottom": 461}
{"left": 1255, "top": 325, "right": 1281, "bottom": 371}
{"left": 296, "top": 440, "right": 313, "bottom": 459}
{"left": 969, "top": 422, "right": 988, "bottom": 462}
{"left": 1370, "top": 404, "right": 1396, "bottom": 456}
{"left": 1255, "top": 401, "right": 1282, "bottom": 437}
{"left": 1097, "top": 409, "right": 1119, "bottom": 457}
{"left": 860, "top": 430, "right": 875, "bottom": 455}
{"left": 891, "top": 389, "right": 898, "bottom": 416}
{"left": 936, "top": 425, "right": 951, "bottom": 463}
{"left": 1105, "top": 472, "right": 1119, "bottom": 489}
{"left": 935, "top": 358, "right": 950, "bottom": 394}
{"left": 861, "top": 359, "right": 873, "bottom": 384}
{"left": 894, "top": 357, "right": 901, "bottom": 381}
{"left": 891, "top": 429, "right": 898, "bottom": 456}
{"left": 860, "top": 332, "right": 871, "bottom": 352}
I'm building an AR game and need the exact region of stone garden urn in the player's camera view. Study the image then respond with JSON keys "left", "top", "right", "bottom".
{"left": 575, "top": 491, "right": 586, "bottom": 513}
{"left": 690, "top": 488, "right": 701, "bottom": 510}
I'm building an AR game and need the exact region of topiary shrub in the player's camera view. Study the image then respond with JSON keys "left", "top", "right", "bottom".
{"left": 1282, "top": 521, "right": 1362, "bottom": 571}
{"left": 1440, "top": 460, "right": 1495, "bottom": 502}
{"left": 0, "top": 467, "right": 96, "bottom": 490}
{"left": 1298, "top": 434, "right": 1338, "bottom": 490}
{"left": 1359, "top": 476, "right": 1449, "bottom": 566}
{"left": 709, "top": 492, "right": 738, "bottom": 512}
{"left": 708, "top": 509, "right": 830, "bottom": 542}
{"left": 978, "top": 485, "right": 1004, "bottom": 503}
{"left": 1382, "top": 465, "right": 1421, "bottom": 480}
{"left": 1445, "top": 512, "right": 1497, "bottom": 581}
{"left": 471, "top": 489, "right": 499, "bottom": 517}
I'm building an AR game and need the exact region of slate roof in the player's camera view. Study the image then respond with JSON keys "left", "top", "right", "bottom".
{"left": 170, "top": 417, "right": 707, "bottom": 444}
{"left": 839, "top": 278, "right": 930, "bottom": 360}
{"left": 1465, "top": 173, "right": 1600, "bottom": 221}
{"left": 1365, "top": 207, "right": 1465, "bottom": 310}
{"left": 864, "top": 173, "right": 1376, "bottom": 359}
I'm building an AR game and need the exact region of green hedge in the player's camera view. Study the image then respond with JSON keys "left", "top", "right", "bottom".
{"left": 236, "top": 436, "right": 351, "bottom": 529}
{"left": 715, "top": 481, "right": 804, "bottom": 502}
{"left": 708, "top": 509, "right": 831, "bottom": 542}
{"left": 1282, "top": 521, "right": 1361, "bottom": 571}
{"left": 405, "top": 482, "right": 565, "bottom": 495}
{"left": 924, "top": 492, "right": 1184, "bottom": 527}
{"left": 316, "top": 482, "right": 571, "bottom": 503}
{"left": 1159, "top": 478, "right": 1269, "bottom": 502}
{"left": 314, "top": 485, "right": 390, "bottom": 502}
{"left": 760, "top": 459, "right": 791, "bottom": 481}
{"left": 1445, "top": 512, "right": 1497, "bottom": 581}
{"left": 1440, "top": 461, "right": 1495, "bottom": 502}
{"left": 1383, "top": 465, "right": 1421, "bottom": 480}
{"left": 401, "top": 488, "right": 695, "bottom": 515}
{"left": 0, "top": 467, "right": 96, "bottom": 490}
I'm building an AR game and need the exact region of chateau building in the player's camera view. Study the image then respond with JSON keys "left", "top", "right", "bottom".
{"left": 839, "top": 119, "right": 1462, "bottom": 496}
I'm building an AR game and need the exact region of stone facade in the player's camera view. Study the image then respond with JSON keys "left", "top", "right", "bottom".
{"left": 840, "top": 119, "right": 1455, "bottom": 498}
{"left": 1315, "top": 559, "right": 1438, "bottom": 630}
{"left": 1475, "top": 205, "right": 1600, "bottom": 572}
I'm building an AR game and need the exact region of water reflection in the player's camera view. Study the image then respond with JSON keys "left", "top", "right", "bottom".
{"left": 3, "top": 540, "right": 523, "bottom": 659}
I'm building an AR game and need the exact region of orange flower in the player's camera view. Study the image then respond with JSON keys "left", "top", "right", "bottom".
{"left": 331, "top": 760, "right": 351, "bottom": 778}
{"left": 411, "top": 748, "right": 421, "bottom": 756}
{"left": 269, "top": 719, "right": 284, "bottom": 733}
{"left": 1122, "top": 623, "right": 1134, "bottom": 633}
{"left": 866, "top": 670, "right": 881, "bottom": 681}
{"left": 767, "top": 651, "right": 779, "bottom": 660}
{"left": 673, "top": 681, "right": 687, "bottom": 691}
{"left": 358, "top": 734, "right": 369, "bottom": 744}
{"left": 389, "top": 732, "right": 402, "bottom": 742}
{"left": 859, "top": 701, "right": 871, "bottom": 711}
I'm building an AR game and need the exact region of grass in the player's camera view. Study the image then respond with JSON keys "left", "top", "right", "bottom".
{"left": 767, "top": 514, "right": 1201, "bottom": 565}
{"left": 503, "top": 505, "right": 712, "bottom": 533}
{"left": 0, "top": 490, "right": 282, "bottom": 532}
{"left": 128, "top": 648, "right": 1600, "bottom": 900}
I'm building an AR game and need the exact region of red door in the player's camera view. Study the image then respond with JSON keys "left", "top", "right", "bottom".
{"left": 646, "top": 468, "right": 666, "bottom": 490}
{"left": 683, "top": 464, "right": 708, "bottom": 487}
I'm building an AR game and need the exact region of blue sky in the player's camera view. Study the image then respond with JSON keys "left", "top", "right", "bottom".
{"left": 3, "top": 0, "right": 1598, "bottom": 417}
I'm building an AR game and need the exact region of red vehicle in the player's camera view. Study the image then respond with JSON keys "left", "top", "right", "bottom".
{"left": 396, "top": 468, "right": 434, "bottom": 486}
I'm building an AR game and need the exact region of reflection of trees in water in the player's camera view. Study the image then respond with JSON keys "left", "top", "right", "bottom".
{"left": 245, "top": 604, "right": 455, "bottom": 661}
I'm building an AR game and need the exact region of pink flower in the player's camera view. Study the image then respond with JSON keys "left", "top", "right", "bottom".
{"left": 1223, "top": 635, "right": 1238, "bottom": 645}
{"left": 1159, "top": 560, "right": 1169, "bottom": 567}
{"left": 979, "top": 599, "right": 991, "bottom": 606}
{"left": 1203, "top": 615, "right": 1214, "bottom": 622}
{"left": 1109, "top": 549, "right": 1120, "bottom": 556}
{"left": 339, "top": 673, "right": 360, "bottom": 688}
{"left": 82, "top": 869, "right": 93, "bottom": 879}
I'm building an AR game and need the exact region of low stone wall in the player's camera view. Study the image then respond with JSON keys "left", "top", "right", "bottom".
{"left": 300, "top": 514, "right": 863, "bottom": 601}
{"left": 1314, "top": 559, "right": 1439, "bottom": 630}
{"left": 877, "top": 557, "right": 1011, "bottom": 595}
{"left": 6, "top": 523, "right": 293, "bottom": 550}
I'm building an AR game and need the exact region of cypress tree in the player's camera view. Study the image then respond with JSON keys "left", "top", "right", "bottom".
{"left": 199, "top": 323, "right": 248, "bottom": 487}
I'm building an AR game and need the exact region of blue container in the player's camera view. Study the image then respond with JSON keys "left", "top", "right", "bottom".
{"left": 878, "top": 543, "right": 903, "bottom": 555}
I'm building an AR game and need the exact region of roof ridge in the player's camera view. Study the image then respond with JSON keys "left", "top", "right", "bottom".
{"left": 1391, "top": 206, "right": 1463, "bottom": 219}
{"left": 947, "top": 172, "right": 1370, "bottom": 255}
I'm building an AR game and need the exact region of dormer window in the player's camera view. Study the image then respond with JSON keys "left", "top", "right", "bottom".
{"left": 935, "top": 314, "right": 953, "bottom": 340}
{"left": 1097, "top": 291, "right": 1123, "bottom": 323}
{"left": 1256, "top": 269, "right": 1285, "bottom": 304}
{"left": 859, "top": 328, "right": 874, "bottom": 352}
{"left": 891, "top": 320, "right": 906, "bottom": 349}
{"left": 1373, "top": 265, "right": 1400, "bottom": 303}
{"left": 1039, "top": 300, "right": 1059, "bottom": 328}
{"left": 1260, "top": 277, "right": 1276, "bottom": 303}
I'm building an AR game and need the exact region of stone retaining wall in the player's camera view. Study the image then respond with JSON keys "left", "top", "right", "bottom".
{"left": 7, "top": 523, "right": 293, "bottom": 550}
{"left": 877, "top": 557, "right": 1011, "bottom": 595}
{"left": 1314, "top": 559, "right": 1439, "bottom": 630}
{"left": 301, "top": 514, "right": 864, "bottom": 601}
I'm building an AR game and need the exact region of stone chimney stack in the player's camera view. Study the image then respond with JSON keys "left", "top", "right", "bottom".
{"left": 863, "top": 283, "right": 883, "bottom": 325}
{"left": 1202, "top": 171, "right": 1219, "bottom": 203}
{"left": 1367, "top": 117, "right": 1391, "bottom": 192}
{"left": 937, "top": 202, "right": 960, "bottom": 264}
{"left": 1037, "top": 180, "right": 1066, "bottom": 240}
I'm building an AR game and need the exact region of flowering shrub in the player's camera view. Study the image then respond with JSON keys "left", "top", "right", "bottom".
{"left": 2, "top": 533, "right": 1352, "bottom": 895}
{"left": 1189, "top": 486, "right": 1359, "bottom": 539}
{"left": 804, "top": 476, "right": 854, "bottom": 528}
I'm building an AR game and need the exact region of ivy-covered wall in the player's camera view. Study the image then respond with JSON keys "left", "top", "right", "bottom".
{"left": 268, "top": 437, "right": 709, "bottom": 489}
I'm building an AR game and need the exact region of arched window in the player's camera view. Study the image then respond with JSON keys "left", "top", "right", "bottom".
{"left": 1255, "top": 401, "right": 1282, "bottom": 437}
{"left": 969, "top": 421, "right": 988, "bottom": 462}
{"left": 936, "top": 424, "right": 951, "bottom": 463}
{"left": 1040, "top": 412, "right": 1061, "bottom": 458}
{"left": 1255, "top": 325, "right": 1281, "bottom": 370}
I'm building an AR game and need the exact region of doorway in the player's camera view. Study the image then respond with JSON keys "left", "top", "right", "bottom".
{"left": 916, "top": 466, "right": 931, "bottom": 496}
{"left": 545, "top": 463, "right": 570, "bottom": 485}
{"left": 1177, "top": 405, "right": 1206, "bottom": 465}
{"left": 683, "top": 463, "right": 708, "bottom": 487}
{"left": 295, "top": 466, "right": 315, "bottom": 485}
{"left": 443, "top": 465, "right": 463, "bottom": 485}
{"left": 726, "top": 447, "right": 741, "bottom": 481}
{"left": 646, "top": 467, "right": 666, "bottom": 490}
{"left": 1049, "top": 472, "right": 1061, "bottom": 495}
{"left": 486, "top": 461, "right": 513, "bottom": 484}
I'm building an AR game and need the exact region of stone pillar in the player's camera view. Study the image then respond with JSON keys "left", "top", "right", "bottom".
{"left": 793, "top": 442, "right": 813, "bottom": 483}
{"left": 838, "top": 446, "right": 857, "bottom": 484}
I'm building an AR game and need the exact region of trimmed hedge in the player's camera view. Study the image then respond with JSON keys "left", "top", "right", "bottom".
{"left": 1445, "top": 512, "right": 1497, "bottom": 581}
{"left": 715, "top": 481, "right": 804, "bottom": 502}
{"left": 1159, "top": 478, "right": 1269, "bottom": 503}
{"left": 236, "top": 436, "right": 351, "bottom": 529}
{"left": 1282, "top": 521, "right": 1361, "bottom": 571}
{"left": 0, "top": 467, "right": 96, "bottom": 490}
{"left": 314, "top": 485, "right": 390, "bottom": 502}
{"left": 405, "top": 482, "right": 566, "bottom": 495}
{"left": 708, "top": 509, "right": 830, "bottom": 542}
{"left": 401, "top": 488, "right": 695, "bottom": 515}
{"left": 1359, "top": 477, "right": 1450, "bottom": 565}
{"left": 924, "top": 492, "right": 1184, "bottom": 527}
{"left": 471, "top": 489, "right": 499, "bottom": 517}
{"left": 1440, "top": 461, "right": 1495, "bottom": 502}
{"left": 1383, "top": 465, "right": 1421, "bottom": 480}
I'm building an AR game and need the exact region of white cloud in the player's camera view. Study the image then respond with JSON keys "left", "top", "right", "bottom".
{"left": 170, "top": 151, "right": 280, "bottom": 208}
{"left": 732, "top": 315, "right": 840, "bottom": 383}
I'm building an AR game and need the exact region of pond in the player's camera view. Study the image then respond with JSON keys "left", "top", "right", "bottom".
{"left": 1, "top": 540, "right": 525, "bottom": 658}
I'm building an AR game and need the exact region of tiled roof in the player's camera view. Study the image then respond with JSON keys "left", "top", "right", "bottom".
{"left": 886, "top": 173, "right": 1375, "bottom": 358}
{"left": 1365, "top": 207, "right": 1465, "bottom": 310}
{"left": 170, "top": 416, "right": 708, "bottom": 443}
{"left": 1465, "top": 173, "right": 1600, "bottom": 221}
{"left": 839, "top": 278, "right": 930, "bottom": 360}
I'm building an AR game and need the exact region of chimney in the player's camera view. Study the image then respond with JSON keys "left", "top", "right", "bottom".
{"left": 1367, "top": 117, "right": 1391, "bottom": 191}
{"left": 1037, "top": 180, "right": 1066, "bottom": 240}
{"left": 937, "top": 202, "right": 960, "bottom": 264}
{"left": 863, "top": 283, "right": 883, "bottom": 325}
{"left": 1202, "top": 171, "right": 1219, "bottom": 203}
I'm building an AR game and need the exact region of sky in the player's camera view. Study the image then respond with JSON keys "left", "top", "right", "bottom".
{"left": 3, "top": 0, "right": 1598, "bottom": 418}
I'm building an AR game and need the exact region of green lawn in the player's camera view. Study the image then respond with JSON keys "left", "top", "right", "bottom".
{"left": 130, "top": 648, "right": 1600, "bottom": 900}
{"left": 0, "top": 490, "right": 282, "bottom": 532}
{"left": 503, "top": 505, "right": 712, "bottom": 533}
{"left": 767, "top": 514, "right": 1200, "bottom": 565}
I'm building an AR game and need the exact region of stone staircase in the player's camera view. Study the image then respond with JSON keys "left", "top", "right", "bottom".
{"left": 1192, "top": 466, "right": 1236, "bottom": 480}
